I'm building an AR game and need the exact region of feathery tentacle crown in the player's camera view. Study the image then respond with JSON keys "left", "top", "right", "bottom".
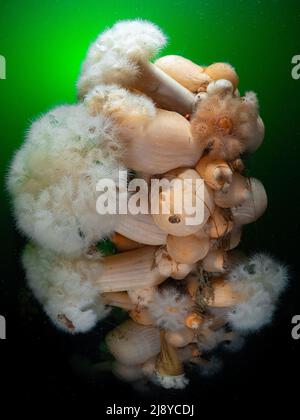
{"left": 191, "top": 82, "right": 263, "bottom": 161}
{"left": 226, "top": 253, "right": 288, "bottom": 332}
{"left": 78, "top": 20, "right": 167, "bottom": 97}
{"left": 8, "top": 104, "right": 125, "bottom": 256}
{"left": 22, "top": 244, "right": 110, "bottom": 333}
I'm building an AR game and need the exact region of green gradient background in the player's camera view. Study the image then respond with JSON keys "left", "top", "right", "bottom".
{"left": 1, "top": 0, "right": 300, "bottom": 263}
{"left": 0, "top": 0, "right": 300, "bottom": 405}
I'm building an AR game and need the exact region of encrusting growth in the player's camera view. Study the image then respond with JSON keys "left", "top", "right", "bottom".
{"left": 8, "top": 19, "right": 288, "bottom": 389}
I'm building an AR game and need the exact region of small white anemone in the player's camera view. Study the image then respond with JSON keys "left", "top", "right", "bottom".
{"left": 240, "top": 253, "right": 288, "bottom": 299}
{"left": 148, "top": 288, "right": 192, "bottom": 331}
{"left": 154, "top": 372, "right": 189, "bottom": 389}
{"left": 226, "top": 253, "right": 289, "bottom": 332}
{"left": 78, "top": 19, "right": 167, "bottom": 96}
{"left": 197, "top": 325, "right": 228, "bottom": 352}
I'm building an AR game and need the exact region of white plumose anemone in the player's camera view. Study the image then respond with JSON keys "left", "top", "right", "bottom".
{"left": 148, "top": 288, "right": 192, "bottom": 331}
{"left": 226, "top": 253, "right": 288, "bottom": 332}
{"left": 22, "top": 243, "right": 110, "bottom": 333}
{"left": 85, "top": 83, "right": 156, "bottom": 123}
{"left": 78, "top": 19, "right": 167, "bottom": 96}
{"left": 8, "top": 103, "right": 125, "bottom": 256}
{"left": 153, "top": 372, "right": 189, "bottom": 390}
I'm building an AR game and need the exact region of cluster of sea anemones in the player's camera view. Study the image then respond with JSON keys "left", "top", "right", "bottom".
{"left": 8, "top": 19, "right": 288, "bottom": 389}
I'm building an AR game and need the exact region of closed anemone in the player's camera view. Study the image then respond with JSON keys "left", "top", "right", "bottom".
{"left": 191, "top": 91, "right": 261, "bottom": 160}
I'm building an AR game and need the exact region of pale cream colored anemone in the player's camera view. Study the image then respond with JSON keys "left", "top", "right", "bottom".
{"left": 114, "top": 213, "right": 167, "bottom": 246}
{"left": 155, "top": 55, "right": 239, "bottom": 93}
{"left": 154, "top": 330, "right": 189, "bottom": 389}
{"left": 214, "top": 173, "right": 251, "bottom": 208}
{"left": 166, "top": 234, "right": 210, "bottom": 264}
{"left": 78, "top": 20, "right": 195, "bottom": 115}
{"left": 195, "top": 155, "right": 233, "bottom": 192}
{"left": 147, "top": 287, "right": 193, "bottom": 332}
{"left": 85, "top": 84, "right": 204, "bottom": 174}
{"left": 231, "top": 178, "right": 267, "bottom": 225}
{"left": 22, "top": 244, "right": 110, "bottom": 333}
{"left": 96, "top": 246, "right": 166, "bottom": 293}
{"left": 224, "top": 254, "right": 288, "bottom": 331}
{"left": 152, "top": 168, "right": 215, "bottom": 236}
{"left": 191, "top": 80, "right": 264, "bottom": 160}
{"left": 106, "top": 320, "right": 161, "bottom": 366}
{"left": 7, "top": 103, "right": 125, "bottom": 256}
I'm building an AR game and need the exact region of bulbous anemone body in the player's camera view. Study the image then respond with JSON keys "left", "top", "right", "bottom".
{"left": 7, "top": 104, "right": 125, "bottom": 256}
{"left": 191, "top": 91, "right": 262, "bottom": 160}
{"left": 85, "top": 84, "right": 202, "bottom": 174}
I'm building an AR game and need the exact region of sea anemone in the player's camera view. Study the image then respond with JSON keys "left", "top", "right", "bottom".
{"left": 231, "top": 178, "right": 268, "bottom": 225}
{"left": 148, "top": 287, "right": 192, "bottom": 331}
{"left": 226, "top": 253, "right": 288, "bottom": 332}
{"left": 106, "top": 320, "right": 161, "bottom": 366}
{"left": 191, "top": 83, "right": 263, "bottom": 160}
{"left": 7, "top": 103, "right": 125, "bottom": 256}
{"left": 85, "top": 84, "right": 201, "bottom": 175}
{"left": 85, "top": 83, "right": 156, "bottom": 124}
{"left": 197, "top": 325, "right": 230, "bottom": 352}
{"left": 153, "top": 331, "right": 189, "bottom": 389}
{"left": 78, "top": 19, "right": 167, "bottom": 96}
{"left": 154, "top": 371, "right": 189, "bottom": 389}
{"left": 154, "top": 246, "right": 195, "bottom": 280}
{"left": 78, "top": 20, "right": 194, "bottom": 116}
{"left": 22, "top": 243, "right": 110, "bottom": 333}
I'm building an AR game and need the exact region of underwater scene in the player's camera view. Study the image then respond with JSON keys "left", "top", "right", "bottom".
{"left": 0, "top": 0, "right": 300, "bottom": 414}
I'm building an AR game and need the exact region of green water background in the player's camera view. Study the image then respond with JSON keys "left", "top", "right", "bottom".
{"left": 1, "top": 0, "right": 299, "bottom": 265}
